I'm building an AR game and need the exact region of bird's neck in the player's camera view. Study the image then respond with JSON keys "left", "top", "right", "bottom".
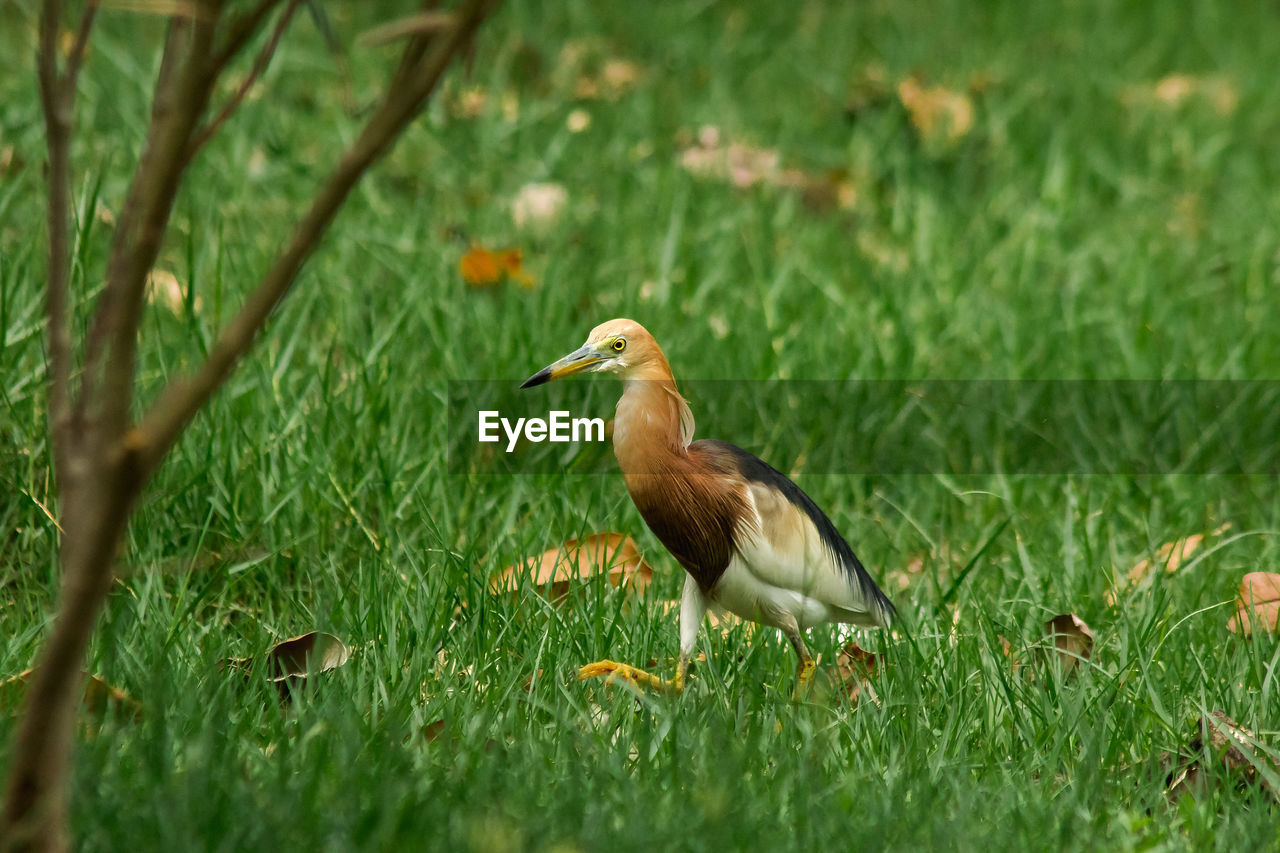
{"left": 612, "top": 371, "right": 693, "bottom": 477}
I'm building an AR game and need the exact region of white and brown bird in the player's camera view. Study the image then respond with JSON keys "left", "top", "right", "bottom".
{"left": 521, "top": 319, "right": 895, "bottom": 697}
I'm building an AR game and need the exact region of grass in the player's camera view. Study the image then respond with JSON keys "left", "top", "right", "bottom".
{"left": 3, "top": 0, "right": 1280, "bottom": 849}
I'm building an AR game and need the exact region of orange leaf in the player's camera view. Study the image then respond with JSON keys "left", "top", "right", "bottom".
{"left": 460, "top": 245, "right": 534, "bottom": 289}
{"left": 1227, "top": 572, "right": 1280, "bottom": 635}
{"left": 490, "top": 533, "right": 652, "bottom": 600}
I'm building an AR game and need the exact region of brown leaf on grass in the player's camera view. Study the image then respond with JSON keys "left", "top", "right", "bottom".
{"left": 832, "top": 641, "right": 880, "bottom": 703}
{"left": 896, "top": 76, "right": 974, "bottom": 146}
{"left": 1108, "top": 524, "right": 1229, "bottom": 605}
{"left": 676, "top": 126, "right": 857, "bottom": 210}
{"left": 1043, "top": 613, "right": 1094, "bottom": 675}
{"left": 1, "top": 670, "right": 142, "bottom": 722}
{"left": 995, "top": 634, "right": 1025, "bottom": 675}
{"left": 423, "top": 719, "right": 447, "bottom": 743}
{"left": 1166, "top": 711, "right": 1280, "bottom": 803}
{"left": 1123, "top": 75, "right": 1239, "bottom": 116}
{"left": 223, "top": 631, "right": 351, "bottom": 701}
{"left": 556, "top": 40, "right": 643, "bottom": 102}
{"left": 489, "top": 533, "right": 653, "bottom": 601}
{"left": 460, "top": 245, "right": 534, "bottom": 289}
{"left": 1227, "top": 572, "right": 1280, "bottom": 635}
{"left": 574, "top": 58, "right": 642, "bottom": 100}
{"left": 146, "top": 268, "right": 200, "bottom": 314}
{"left": 0, "top": 145, "right": 22, "bottom": 176}
{"left": 511, "top": 182, "right": 568, "bottom": 232}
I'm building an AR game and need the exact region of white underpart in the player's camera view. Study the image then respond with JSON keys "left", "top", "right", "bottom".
{"left": 708, "top": 485, "right": 882, "bottom": 631}
{"left": 678, "top": 574, "right": 708, "bottom": 659}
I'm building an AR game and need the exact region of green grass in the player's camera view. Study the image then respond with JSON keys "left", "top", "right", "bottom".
{"left": 4, "top": 1, "right": 1280, "bottom": 849}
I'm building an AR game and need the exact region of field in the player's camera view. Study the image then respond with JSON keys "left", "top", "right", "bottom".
{"left": 3, "top": 1, "right": 1280, "bottom": 849}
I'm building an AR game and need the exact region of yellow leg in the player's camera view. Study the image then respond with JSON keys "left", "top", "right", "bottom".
{"left": 783, "top": 622, "right": 816, "bottom": 701}
{"left": 792, "top": 655, "right": 817, "bottom": 701}
{"left": 578, "top": 656, "right": 688, "bottom": 695}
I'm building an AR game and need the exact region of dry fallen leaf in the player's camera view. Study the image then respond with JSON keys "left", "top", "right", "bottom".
{"left": 460, "top": 245, "right": 534, "bottom": 289}
{"left": 897, "top": 76, "right": 974, "bottom": 146}
{"left": 1, "top": 670, "right": 143, "bottom": 721}
{"left": 511, "top": 182, "right": 568, "bottom": 232}
{"left": 1124, "top": 74, "right": 1239, "bottom": 116}
{"left": 574, "top": 58, "right": 642, "bottom": 100}
{"left": 676, "top": 126, "right": 856, "bottom": 211}
{"left": 489, "top": 533, "right": 653, "bottom": 601}
{"left": 1107, "top": 524, "right": 1229, "bottom": 606}
{"left": 146, "top": 268, "right": 200, "bottom": 314}
{"left": 1043, "top": 613, "right": 1094, "bottom": 676}
{"left": 224, "top": 631, "right": 351, "bottom": 701}
{"left": 1165, "top": 711, "right": 1280, "bottom": 803}
{"left": 1227, "top": 572, "right": 1280, "bottom": 635}
{"left": 822, "top": 640, "right": 881, "bottom": 704}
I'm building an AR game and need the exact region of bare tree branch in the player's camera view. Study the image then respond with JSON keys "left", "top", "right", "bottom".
{"left": 5, "top": 2, "right": 502, "bottom": 846}
{"left": 37, "top": 0, "right": 76, "bottom": 476}
{"left": 63, "top": 1, "right": 100, "bottom": 95}
{"left": 95, "top": 5, "right": 222, "bottom": 440}
{"left": 186, "top": 0, "right": 301, "bottom": 162}
{"left": 135, "top": 0, "right": 499, "bottom": 470}
{"left": 78, "top": 14, "right": 190, "bottom": 418}
{"left": 209, "top": 0, "right": 281, "bottom": 73}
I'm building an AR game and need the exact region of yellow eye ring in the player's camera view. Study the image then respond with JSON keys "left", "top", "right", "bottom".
{"left": 612, "top": 338, "right": 627, "bottom": 352}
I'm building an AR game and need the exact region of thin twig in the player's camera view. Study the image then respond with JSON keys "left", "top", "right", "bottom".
{"left": 63, "top": 0, "right": 100, "bottom": 96}
{"left": 78, "top": 15, "right": 189, "bottom": 416}
{"left": 37, "top": 0, "right": 74, "bottom": 473}
{"left": 135, "top": 0, "right": 500, "bottom": 470}
{"left": 210, "top": 0, "right": 281, "bottom": 73}
{"left": 187, "top": 0, "right": 301, "bottom": 162}
{"left": 95, "top": 7, "right": 222, "bottom": 441}
{"left": 358, "top": 11, "right": 455, "bottom": 47}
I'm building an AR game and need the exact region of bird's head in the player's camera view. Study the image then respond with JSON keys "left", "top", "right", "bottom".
{"left": 520, "top": 318, "right": 668, "bottom": 388}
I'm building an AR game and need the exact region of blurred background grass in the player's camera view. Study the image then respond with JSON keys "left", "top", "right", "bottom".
{"left": 2, "top": 1, "right": 1280, "bottom": 849}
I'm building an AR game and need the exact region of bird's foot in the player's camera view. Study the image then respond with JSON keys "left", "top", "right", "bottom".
{"left": 577, "top": 659, "right": 685, "bottom": 695}
{"left": 792, "top": 657, "right": 817, "bottom": 701}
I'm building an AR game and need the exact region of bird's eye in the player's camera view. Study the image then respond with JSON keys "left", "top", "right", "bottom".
{"left": 612, "top": 338, "right": 627, "bottom": 352}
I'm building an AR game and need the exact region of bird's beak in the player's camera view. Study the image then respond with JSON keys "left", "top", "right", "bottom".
{"left": 520, "top": 344, "right": 603, "bottom": 388}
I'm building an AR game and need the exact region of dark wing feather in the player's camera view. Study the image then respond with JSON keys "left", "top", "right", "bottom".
{"left": 695, "top": 439, "right": 897, "bottom": 627}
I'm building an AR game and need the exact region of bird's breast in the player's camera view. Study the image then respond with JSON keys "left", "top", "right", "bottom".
{"left": 624, "top": 468, "right": 749, "bottom": 592}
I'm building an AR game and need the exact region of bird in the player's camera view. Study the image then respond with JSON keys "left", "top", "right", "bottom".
{"left": 521, "top": 319, "right": 895, "bottom": 698}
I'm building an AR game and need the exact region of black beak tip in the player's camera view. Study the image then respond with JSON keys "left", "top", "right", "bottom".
{"left": 520, "top": 368, "right": 551, "bottom": 389}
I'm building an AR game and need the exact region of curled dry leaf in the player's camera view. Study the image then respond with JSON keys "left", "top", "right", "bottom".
{"left": 1110, "top": 524, "right": 1230, "bottom": 604}
{"left": 1, "top": 670, "right": 143, "bottom": 722}
{"left": 897, "top": 76, "right": 974, "bottom": 146}
{"left": 1166, "top": 711, "right": 1280, "bottom": 803}
{"left": 824, "top": 640, "right": 881, "bottom": 704}
{"left": 489, "top": 533, "right": 653, "bottom": 601}
{"left": 1227, "top": 572, "right": 1280, "bottom": 635}
{"left": 460, "top": 245, "right": 534, "bottom": 289}
{"left": 224, "top": 631, "right": 351, "bottom": 701}
{"left": 1043, "top": 613, "right": 1094, "bottom": 675}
